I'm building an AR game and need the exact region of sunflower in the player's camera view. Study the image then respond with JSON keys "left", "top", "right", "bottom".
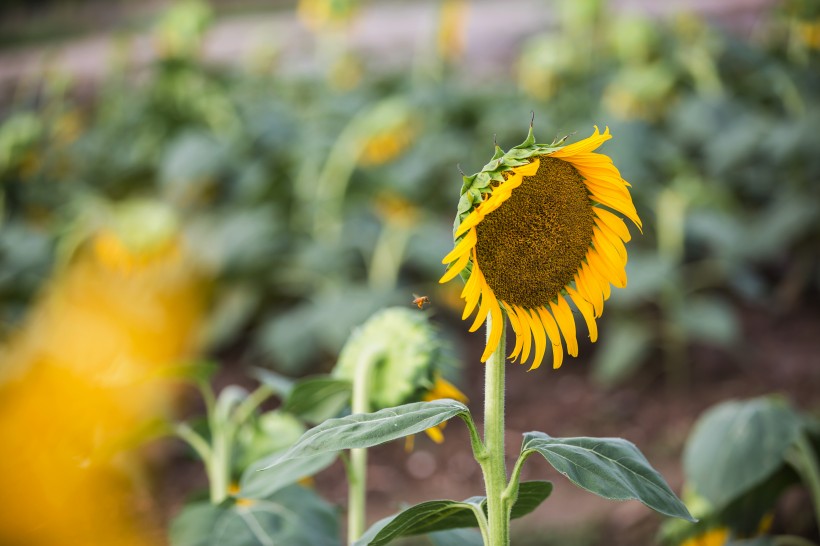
{"left": 440, "top": 125, "right": 641, "bottom": 370}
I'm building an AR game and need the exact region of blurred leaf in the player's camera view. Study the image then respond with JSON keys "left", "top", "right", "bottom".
{"left": 683, "top": 397, "right": 802, "bottom": 510}
{"left": 261, "top": 400, "right": 470, "bottom": 472}
{"left": 255, "top": 287, "right": 396, "bottom": 374}
{"left": 240, "top": 451, "right": 337, "bottom": 499}
{"left": 718, "top": 466, "right": 799, "bottom": 536}
{"left": 250, "top": 368, "right": 294, "bottom": 399}
{"left": 677, "top": 296, "right": 739, "bottom": 347}
{"left": 353, "top": 481, "right": 552, "bottom": 546}
{"left": 521, "top": 432, "right": 694, "bottom": 521}
{"left": 235, "top": 411, "right": 306, "bottom": 473}
{"left": 160, "top": 131, "right": 227, "bottom": 203}
{"left": 283, "top": 376, "right": 351, "bottom": 425}
{"left": 591, "top": 319, "right": 654, "bottom": 387}
{"left": 610, "top": 251, "right": 676, "bottom": 306}
{"left": 169, "top": 484, "right": 338, "bottom": 546}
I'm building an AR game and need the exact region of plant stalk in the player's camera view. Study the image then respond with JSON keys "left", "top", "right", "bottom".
{"left": 347, "top": 351, "right": 375, "bottom": 544}
{"left": 481, "top": 311, "right": 509, "bottom": 546}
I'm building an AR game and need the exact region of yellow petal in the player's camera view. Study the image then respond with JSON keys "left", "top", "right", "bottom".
{"left": 567, "top": 287, "right": 598, "bottom": 343}
{"left": 536, "top": 307, "right": 564, "bottom": 369}
{"left": 425, "top": 376, "right": 468, "bottom": 404}
{"left": 425, "top": 425, "right": 445, "bottom": 444}
{"left": 442, "top": 227, "right": 476, "bottom": 265}
{"left": 480, "top": 297, "right": 504, "bottom": 362}
{"left": 461, "top": 256, "right": 483, "bottom": 319}
{"left": 524, "top": 309, "right": 547, "bottom": 370}
{"left": 594, "top": 207, "right": 631, "bottom": 242}
{"left": 455, "top": 210, "right": 482, "bottom": 238}
{"left": 590, "top": 193, "right": 642, "bottom": 231}
{"left": 512, "top": 157, "right": 540, "bottom": 177}
{"left": 549, "top": 296, "right": 578, "bottom": 357}
{"left": 549, "top": 126, "right": 611, "bottom": 158}
{"left": 506, "top": 303, "right": 524, "bottom": 361}
{"left": 513, "top": 305, "right": 533, "bottom": 364}
{"left": 580, "top": 263, "right": 605, "bottom": 317}
{"left": 594, "top": 226, "right": 628, "bottom": 264}
{"left": 589, "top": 243, "right": 626, "bottom": 288}
{"left": 439, "top": 250, "right": 470, "bottom": 284}
{"left": 469, "top": 283, "right": 493, "bottom": 332}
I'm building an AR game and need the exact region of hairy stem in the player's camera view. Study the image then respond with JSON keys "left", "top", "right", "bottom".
{"left": 480, "top": 311, "right": 509, "bottom": 546}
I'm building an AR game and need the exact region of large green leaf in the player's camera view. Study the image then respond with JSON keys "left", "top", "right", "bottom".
{"left": 169, "top": 485, "right": 339, "bottom": 546}
{"left": 427, "top": 528, "right": 484, "bottom": 546}
{"left": 283, "top": 376, "right": 351, "bottom": 424}
{"left": 353, "top": 481, "right": 553, "bottom": 546}
{"left": 683, "top": 397, "right": 802, "bottom": 510}
{"left": 521, "top": 432, "right": 694, "bottom": 521}
{"left": 261, "top": 399, "right": 470, "bottom": 472}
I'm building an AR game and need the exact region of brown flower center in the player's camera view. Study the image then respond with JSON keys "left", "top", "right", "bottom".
{"left": 475, "top": 156, "right": 595, "bottom": 309}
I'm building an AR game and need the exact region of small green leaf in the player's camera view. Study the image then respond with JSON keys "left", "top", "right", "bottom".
{"left": 261, "top": 400, "right": 470, "bottom": 472}
{"left": 283, "top": 376, "right": 351, "bottom": 424}
{"left": 353, "top": 481, "right": 552, "bottom": 546}
{"left": 510, "top": 480, "right": 553, "bottom": 519}
{"left": 522, "top": 432, "right": 695, "bottom": 521}
{"left": 683, "top": 396, "right": 802, "bottom": 510}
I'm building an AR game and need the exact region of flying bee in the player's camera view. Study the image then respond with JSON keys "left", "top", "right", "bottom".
{"left": 412, "top": 294, "right": 430, "bottom": 309}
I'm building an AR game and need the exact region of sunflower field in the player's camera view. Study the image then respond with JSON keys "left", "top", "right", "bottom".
{"left": 0, "top": 0, "right": 819, "bottom": 545}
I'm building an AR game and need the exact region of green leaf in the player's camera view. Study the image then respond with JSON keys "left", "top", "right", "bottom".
{"left": 353, "top": 498, "right": 485, "bottom": 546}
{"left": 169, "top": 485, "right": 339, "bottom": 546}
{"left": 283, "top": 376, "right": 351, "bottom": 424}
{"left": 261, "top": 399, "right": 470, "bottom": 472}
{"left": 683, "top": 397, "right": 802, "bottom": 510}
{"left": 522, "top": 432, "right": 695, "bottom": 521}
{"left": 510, "top": 480, "right": 554, "bottom": 519}
{"left": 427, "top": 528, "right": 484, "bottom": 546}
{"left": 240, "top": 451, "right": 337, "bottom": 499}
{"left": 352, "top": 481, "right": 552, "bottom": 546}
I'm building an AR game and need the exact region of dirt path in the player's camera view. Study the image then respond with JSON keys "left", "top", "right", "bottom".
{"left": 0, "top": 0, "right": 777, "bottom": 102}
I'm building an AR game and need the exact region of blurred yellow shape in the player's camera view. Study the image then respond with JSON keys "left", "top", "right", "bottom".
{"left": 0, "top": 201, "right": 205, "bottom": 545}
{"left": 680, "top": 527, "right": 729, "bottom": 546}
{"left": 437, "top": 0, "right": 469, "bottom": 64}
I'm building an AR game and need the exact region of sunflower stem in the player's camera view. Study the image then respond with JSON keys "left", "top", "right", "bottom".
{"left": 480, "top": 310, "right": 510, "bottom": 546}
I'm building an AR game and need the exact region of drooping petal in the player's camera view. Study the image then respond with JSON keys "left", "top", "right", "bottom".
{"left": 480, "top": 296, "right": 504, "bottom": 362}
{"left": 470, "top": 282, "right": 493, "bottom": 332}
{"left": 506, "top": 303, "right": 525, "bottom": 361}
{"left": 567, "top": 287, "right": 598, "bottom": 342}
{"left": 524, "top": 308, "right": 547, "bottom": 370}
{"left": 549, "top": 296, "right": 579, "bottom": 357}
{"left": 513, "top": 305, "right": 533, "bottom": 364}
{"left": 536, "top": 307, "right": 564, "bottom": 369}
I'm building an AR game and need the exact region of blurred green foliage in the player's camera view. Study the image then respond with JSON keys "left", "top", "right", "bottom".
{"left": 1, "top": 0, "right": 818, "bottom": 383}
